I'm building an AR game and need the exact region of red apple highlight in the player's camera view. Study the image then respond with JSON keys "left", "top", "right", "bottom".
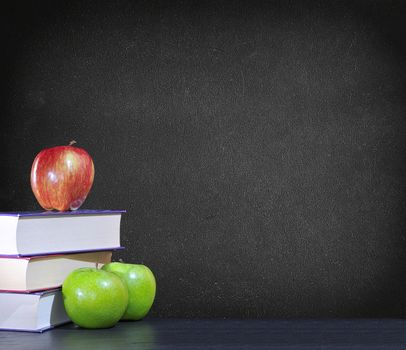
{"left": 31, "top": 141, "right": 95, "bottom": 211}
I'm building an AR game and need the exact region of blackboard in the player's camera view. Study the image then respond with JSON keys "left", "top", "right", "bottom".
{"left": 1, "top": 0, "right": 406, "bottom": 317}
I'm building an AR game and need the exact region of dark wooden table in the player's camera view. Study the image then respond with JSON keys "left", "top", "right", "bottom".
{"left": 2, "top": 319, "right": 406, "bottom": 349}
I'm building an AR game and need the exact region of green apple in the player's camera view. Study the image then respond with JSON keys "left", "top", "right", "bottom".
{"left": 62, "top": 267, "right": 128, "bottom": 328}
{"left": 102, "top": 262, "right": 156, "bottom": 320}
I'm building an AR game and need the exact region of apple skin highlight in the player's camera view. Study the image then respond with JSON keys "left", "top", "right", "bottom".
{"left": 31, "top": 144, "right": 95, "bottom": 211}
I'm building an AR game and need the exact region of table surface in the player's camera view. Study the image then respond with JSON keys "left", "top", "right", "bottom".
{"left": 2, "top": 319, "right": 406, "bottom": 349}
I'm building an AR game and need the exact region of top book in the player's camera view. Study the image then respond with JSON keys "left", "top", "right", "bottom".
{"left": 0, "top": 210, "right": 124, "bottom": 257}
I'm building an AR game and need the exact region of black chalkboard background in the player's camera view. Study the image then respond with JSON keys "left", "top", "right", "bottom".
{"left": 1, "top": 0, "right": 406, "bottom": 318}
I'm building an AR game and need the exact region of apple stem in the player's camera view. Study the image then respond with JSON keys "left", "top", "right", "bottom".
{"left": 69, "top": 140, "right": 77, "bottom": 146}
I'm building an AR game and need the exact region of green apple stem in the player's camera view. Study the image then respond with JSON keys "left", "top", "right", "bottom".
{"left": 69, "top": 140, "right": 77, "bottom": 146}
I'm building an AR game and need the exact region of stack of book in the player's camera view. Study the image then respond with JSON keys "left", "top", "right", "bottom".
{"left": 0, "top": 209, "right": 124, "bottom": 332}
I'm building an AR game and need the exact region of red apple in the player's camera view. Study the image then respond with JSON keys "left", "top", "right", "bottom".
{"left": 30, "top": 141, "right": 95, "bottom": 211}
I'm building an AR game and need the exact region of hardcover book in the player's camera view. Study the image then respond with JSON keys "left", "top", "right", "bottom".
{"left": 0, "top": 289, "right": 69, "bottom": 332}
{"left": 0, "top": 251, "right": 112, "bottom": 292}
{"left": 0, "top": 210, "right": 124, "bottom": 256}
